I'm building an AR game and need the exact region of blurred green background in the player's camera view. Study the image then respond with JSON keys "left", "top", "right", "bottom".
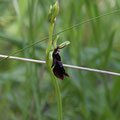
{"left": 0, "top": 0, "right": 120, "bottom": 120}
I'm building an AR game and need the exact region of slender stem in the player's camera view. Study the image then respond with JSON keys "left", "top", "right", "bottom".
{"left": 46, "top": 22, "right": 63, "bottom": 120}
{"left": 50, "top": 70, "right": 62, "bottom": 120}
{"left": 46, "top": 24, "right": 54, "bottom": 54}
{"left": 49, "top": 23, "right": 54, "bottom": 50}
{"left": 46, "top": 23, "right": 54, "bottom": 67}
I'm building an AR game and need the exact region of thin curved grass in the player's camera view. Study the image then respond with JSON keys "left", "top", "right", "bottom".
{"left": 0, "top": 9, "right": 120, "bottom": 63}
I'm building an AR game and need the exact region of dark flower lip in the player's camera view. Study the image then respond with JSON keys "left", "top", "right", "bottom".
{"left": 53, "top": 61, "right": 69, "bottom": 80}
{"left": 51, "top": 46, "right": 69, "bottom": 80}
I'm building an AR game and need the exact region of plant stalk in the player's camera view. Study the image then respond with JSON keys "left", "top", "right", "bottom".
{"left": 46, "top": 22, "right": 63, "bottom": 120}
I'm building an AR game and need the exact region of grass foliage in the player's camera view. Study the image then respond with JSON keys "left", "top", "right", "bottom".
{"left": 0, "top": 0, "right": 120, "bottom": 120}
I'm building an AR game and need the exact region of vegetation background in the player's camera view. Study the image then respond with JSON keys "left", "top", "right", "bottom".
{"left": 0, "top": 0, "right": 120, "bottom": 120}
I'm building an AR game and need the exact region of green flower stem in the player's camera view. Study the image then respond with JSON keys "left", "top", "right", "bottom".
{"left": 46, "top": 23, "right": 63, "bottom": 120}
{"left": 48, "top": 23, "right": 54, "bottom": 52}
{"left": 50, "top": 70, "right": 63, "bottom": 120}
{"left": 46, "top": 23, "right": 54, "bottom": 67}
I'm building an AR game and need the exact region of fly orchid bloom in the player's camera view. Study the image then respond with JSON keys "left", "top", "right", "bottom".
{"left": 51, "top": 46, "right": 69, "bottom": 80}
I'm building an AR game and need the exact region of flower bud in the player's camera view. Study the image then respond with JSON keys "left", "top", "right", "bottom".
{"left": 59, "top": 41, "right": 70, "bottom": 49}
{"left": 48, "top": 51, "right": 53, "bottom": 68}
{"left": 48, "top": 1, "right": 59, "bottom": 24}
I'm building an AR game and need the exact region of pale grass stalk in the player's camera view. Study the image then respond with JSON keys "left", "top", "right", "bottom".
{"left": 0, "top": 54, "right": 120, "bottom": 77}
